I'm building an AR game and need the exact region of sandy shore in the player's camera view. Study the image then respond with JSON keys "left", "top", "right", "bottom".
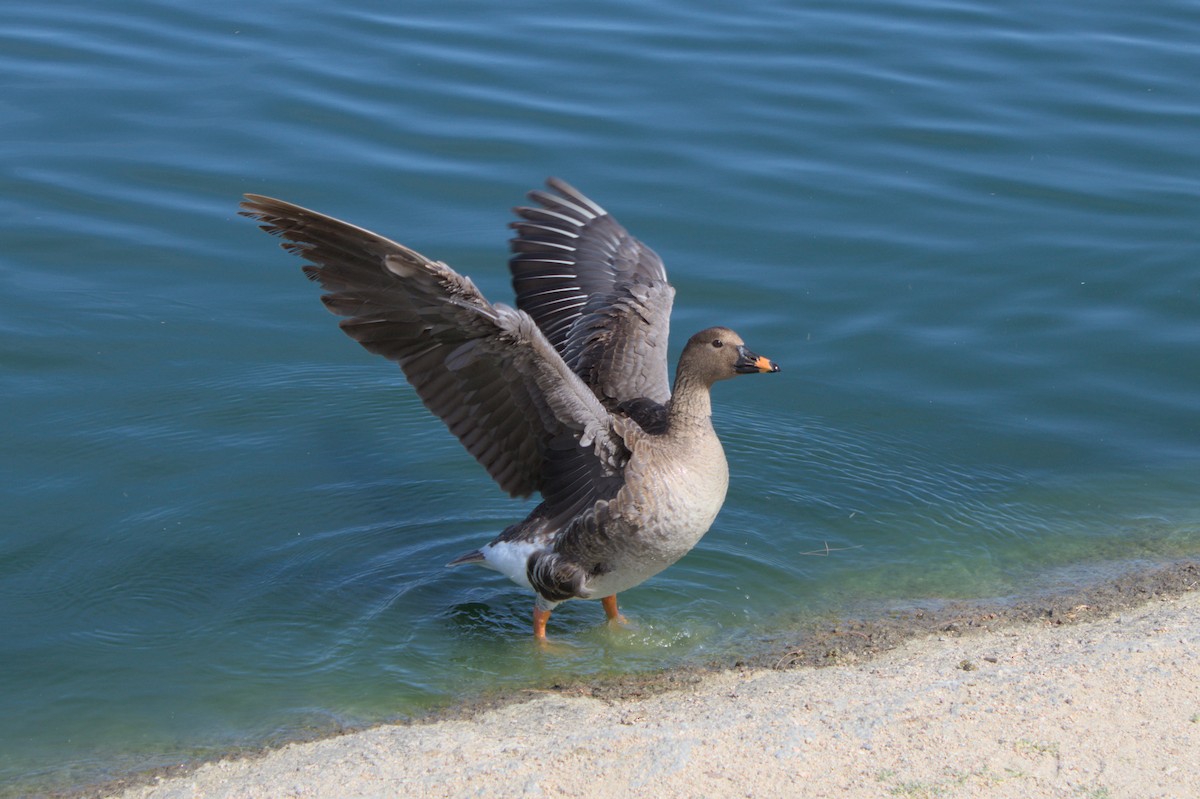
{"left": 98, "top": 562, "right": 1200, "bottom": 799}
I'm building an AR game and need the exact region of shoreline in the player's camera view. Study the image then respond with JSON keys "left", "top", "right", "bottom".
{"left": 78, "top": 558, "right": 1200, "bottom": 799}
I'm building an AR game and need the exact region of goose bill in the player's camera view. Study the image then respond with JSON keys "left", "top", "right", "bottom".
{"left": 734, "top": 347, "right": 780, "bottom": 374}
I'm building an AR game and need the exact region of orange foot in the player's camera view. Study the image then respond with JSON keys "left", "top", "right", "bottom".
{"left": 602, "top": 595, "right": 629, "bottom": 627}
{"left": 533, "top": 606, "right": 552, "bottom": 640}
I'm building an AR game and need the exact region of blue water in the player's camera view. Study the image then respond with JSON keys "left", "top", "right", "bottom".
{"left": 3, "top": 0, "right": 1199, "bottom": 794}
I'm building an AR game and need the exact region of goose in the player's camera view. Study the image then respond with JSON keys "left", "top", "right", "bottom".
{"left": 240, "top": 178, "right": 779, "bottom": 639}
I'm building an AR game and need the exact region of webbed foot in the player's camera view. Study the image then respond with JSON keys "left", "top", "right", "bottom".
{"left": 602, "top": 595, "right": 629, "bottom": 627}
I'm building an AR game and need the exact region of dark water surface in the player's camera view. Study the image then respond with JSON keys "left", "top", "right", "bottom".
{"left": 3, "top": 0, "right": 1198, "bottom": 794}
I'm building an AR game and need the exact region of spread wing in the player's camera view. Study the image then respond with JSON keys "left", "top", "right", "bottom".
{"left": 240, "top": 194, "right": 626, "bottom": 504}
{"left": 509, "top": 178, "right": 676, "bottom": 409}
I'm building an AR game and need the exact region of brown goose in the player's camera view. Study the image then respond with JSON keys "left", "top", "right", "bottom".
{"left": 240, "top": 178, "right": 779, "bottom": 639}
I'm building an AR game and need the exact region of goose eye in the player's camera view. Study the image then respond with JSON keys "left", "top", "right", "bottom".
{"left": 711, "top": 339, "right": 724, "bottom": 348}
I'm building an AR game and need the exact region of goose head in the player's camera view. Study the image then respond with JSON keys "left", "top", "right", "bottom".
{"left": 677, "top": 326, "right": 780, "bottom": 387}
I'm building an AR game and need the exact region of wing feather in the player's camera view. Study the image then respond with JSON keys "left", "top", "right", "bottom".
{"left": 240, "top": 194, "right": 625, "bottom": 500}
{"left": 509, "top": 178, "right": 675, "bottom": 408}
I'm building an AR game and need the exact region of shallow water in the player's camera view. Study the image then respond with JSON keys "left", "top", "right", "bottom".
{"left": 2, "top": 0, "right": 1199, "bottom": 794}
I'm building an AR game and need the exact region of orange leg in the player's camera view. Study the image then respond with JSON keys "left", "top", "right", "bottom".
{"left": 533, "top": 606, "right": 551, "bottom": 640}
{"left": 602, "top": 595, "right": 627, "bottom": 625}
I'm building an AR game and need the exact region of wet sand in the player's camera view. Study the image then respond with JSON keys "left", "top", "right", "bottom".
{"left": 100, "top": 561, "right": 1198, "bottom": 799}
